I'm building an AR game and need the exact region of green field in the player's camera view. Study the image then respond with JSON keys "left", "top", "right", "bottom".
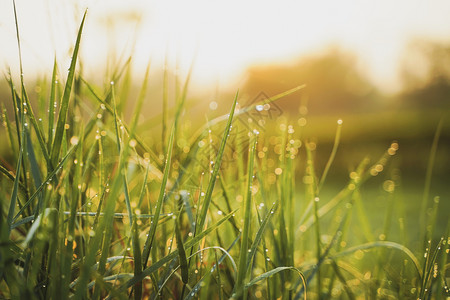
{"left": 1, "top": 10, "right": 449, "bottom": 300}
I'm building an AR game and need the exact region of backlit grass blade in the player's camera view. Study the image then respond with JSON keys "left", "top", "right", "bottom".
{"left": 189, "top": 85, "right": 305, "bottom": 147}
{"left": 119, "top": 209, "right": 237, "bottom": 291}
{"left": 12, "top": 144, "right": 77, "bottom": 224}
{"left": 329, "top": 241, "right": 422, "bottom": 278}
{"left": 25, "top": 128, "right": 43, "bottom": 213}
{"left": 245, "top": 267, "right": 307, "bottom": 300}
{"left": 6, "top": 112, "right": 25, "bottom": 233}
{"left": 215, "top": 250, "right": 224, "bottom": 300}
{"left": 184, "top": 243, "right": 240, "bottom": 300}
{"left": 297, "top": 147, "right": 394, "bottom": 234}
{"left": 81, "top": 77, "right": 163, "bottom": 167}
{"left": 0, "top": 207, "right": 23, "bottom": 298}
{"left": 50, "top": 10, "right": 86, "bottom": 166}
{"left": 234, "top": 135, "right": 257, "bottom": 297}
{"left": 21, "top": 82, "right": 53, "bottom": 170}
{"left": 419, "top": 237, "right": 445, "bottom": 299}
{"left": 196, "top": 91, "right": 238, "bottom": 234}
{"left": 0, "top": 163, "right": 27, "bottom": 196}
{"left": 420, "top": 117, "right": 444, "bottom": 242}
{"left": 111, "top": 83, "right": 133, "bottom": 225}
{"left": 353, "top": 190, "right": 375, "bottom": 242}
{"left": 74, "top": 151, "right": 126, "bottom": 299}
{"left": 132, "top": 216, "right": 142, "bottom": 300}
{"left": 1, "top": 103, "right": 18, "bottom": 156}
{"left": 142, "top": 124, "right": 176, "bottom": 268}
{"left": 129, "top": 61, "right": 151, "bottom": 138}
{"left": 174, "top": 215, "right": 189, "bottom": 285}
{"left": 305, "top": 141, "right": 321, "bottom": 296}
{"left": 6, "top": 71, "right": 22, "bottom": 155}
{"left": 47, "top": 59, "right": 58, "bottom": 149}
{"left": 318, "top": 119, "right": 342, "bottom": 190}
{"left": 162, "top": 51, "right": 169, "bottom": 150}
{"left": 246, "top": 202, "right": 276, "bottom": 270}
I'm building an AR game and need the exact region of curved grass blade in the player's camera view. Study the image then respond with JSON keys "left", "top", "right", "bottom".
{"left": 119, "top": 209, "right": 237, "bottom": 291}
{"left": 318, "top": 119, "right": 342, "bottom": 190}
{"left": 50, "top": 10, "right": 86, "bottom": 165}
{"left": 297, "top": 146, "right": 395, "bottom": 234}
{"left": 184, "top": 243, "right": 240, "bottom": 300}
{"left": 329, "top": 241, "right": 422, "bottom": 279}
{"left": 245, "top": 267, "right": 307, "bottom": 300}
{"left": 189, "top": 85, "right": 305, "bottom": 145}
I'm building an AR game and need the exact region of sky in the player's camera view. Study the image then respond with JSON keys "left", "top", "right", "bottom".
{"left": 1, "top": 0, "right": 450, "bottom": 93}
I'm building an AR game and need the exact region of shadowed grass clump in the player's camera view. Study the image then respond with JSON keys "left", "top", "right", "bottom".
{"left": 0, "top": 9, "right": 449, "bottom": 300}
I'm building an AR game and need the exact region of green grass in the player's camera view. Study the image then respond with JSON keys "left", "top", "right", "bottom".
{"left": 0, "top": 10, "right": 449, "bottom": 300}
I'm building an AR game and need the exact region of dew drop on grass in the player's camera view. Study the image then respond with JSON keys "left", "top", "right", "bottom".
{"left": 70, "top": 136, "right": 79, "bottom": 145}
{"left": 209, "top": 101, "right": 218, "bottom": 110}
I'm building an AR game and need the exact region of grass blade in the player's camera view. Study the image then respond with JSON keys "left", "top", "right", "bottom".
{"left": 6, "top": 113, "right": 25, "bottom": 233}
{"left": 196, "top": 91, "right": 238, "bottom": 233}
{"left": 47, "top": 59, "right": 58, "bottom": 149}
{"left": 318, "top": 119, "right": 342, "bottom": 190}
{"left": 12, "top": 144, "right": 77, "bottom": 224}
{"left": 420, "top": 117, "right": 444, "bottom": 242}
{"left": 142, "top": 124, "right": 176, "bottom": 268}
{"left": 234, "top": 135, "right": 257, "bottom": 297}
{"left": 175, "top": 214, "right": 189, "bottom": 284}
{"left": 245, "top": 267, "right": 306, "bottom": 300}
{"left": 132, "top": 216, "right": 143, "bottom": 300}
{"left": 50, "top": 10, "right": 86, "bottom": 165}
{"left": 246, "top": 202, "right": 276, "bottom": 270}
{"left": 120, "top": 209, "right": 237, "bottom": 291}
{"left": 1, "top": 103, "right": 18, "bottom": 156}
{"left": 329, "top": 241, "right": 422, "bottom": 279}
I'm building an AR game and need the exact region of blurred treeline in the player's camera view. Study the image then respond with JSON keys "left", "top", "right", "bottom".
{"left": 239, "top": 41, "right": 450, "bottom": 180}
{"left": 1, "top": 39, "right": 449, "bottom": 179}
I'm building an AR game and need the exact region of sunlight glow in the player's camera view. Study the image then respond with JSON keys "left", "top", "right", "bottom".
{"left": 1, "top": 0, "right": 450, "bottom": 92}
